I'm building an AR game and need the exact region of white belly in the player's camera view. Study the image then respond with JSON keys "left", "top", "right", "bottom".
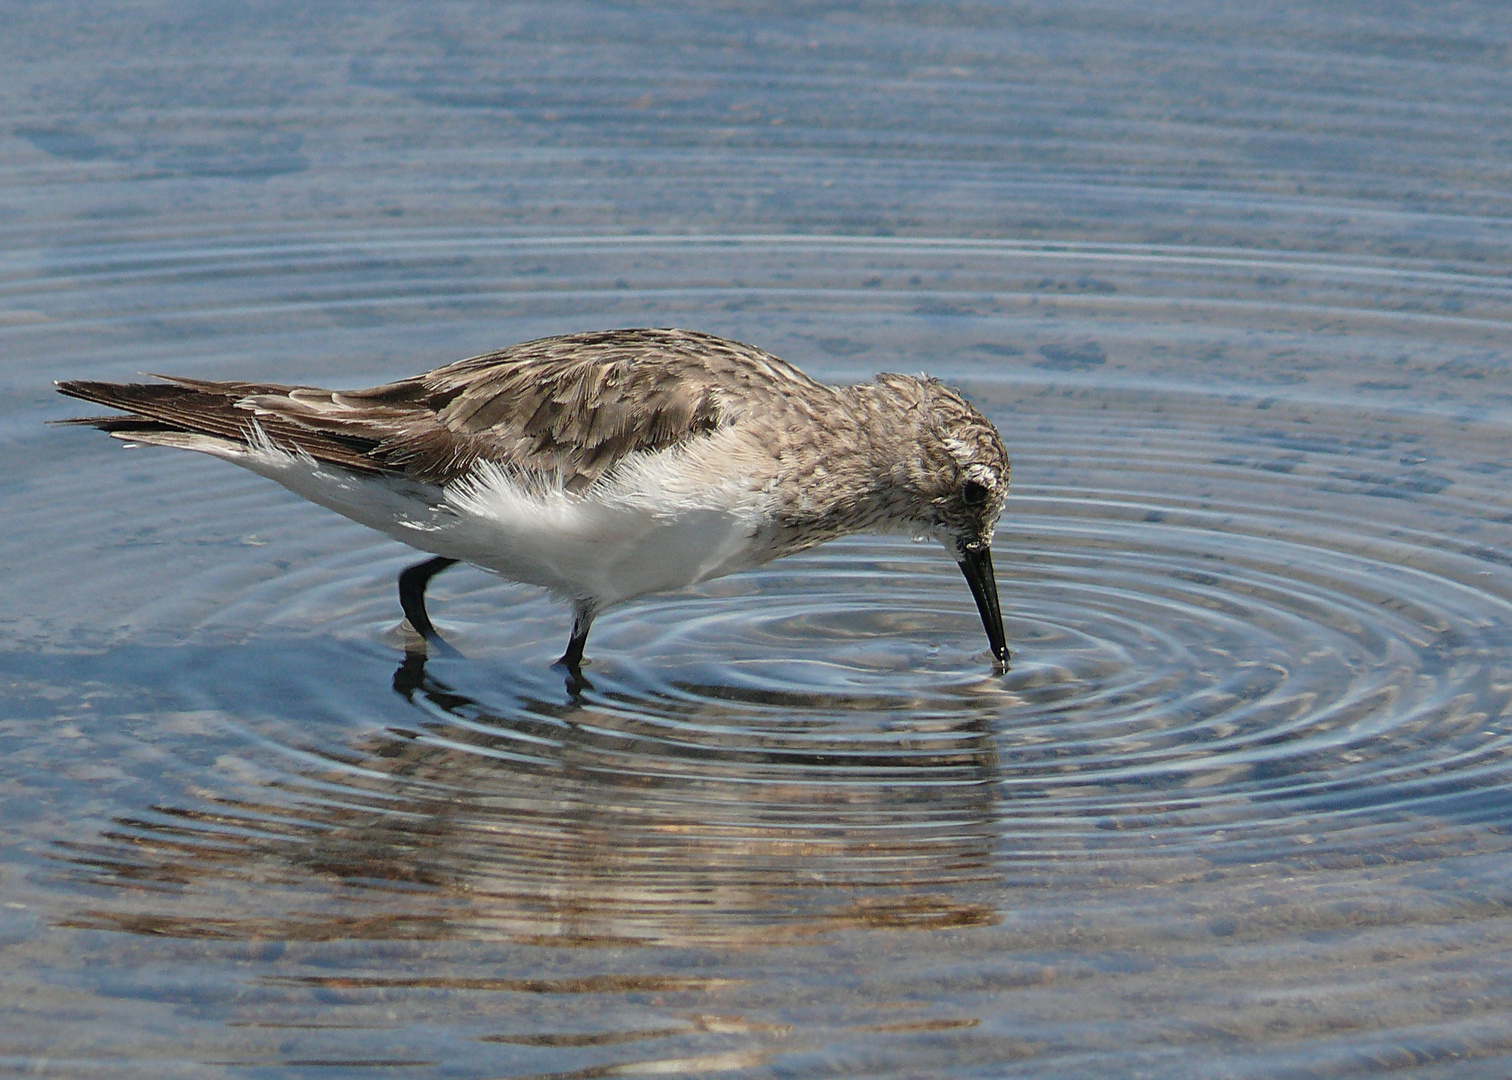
{"left": 227, "top": 433, "right": 775, "bottom": 609}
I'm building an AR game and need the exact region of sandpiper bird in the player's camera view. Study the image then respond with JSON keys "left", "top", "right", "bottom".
{"left": 56, "top": 328, "right": 1010, "bottom": 669}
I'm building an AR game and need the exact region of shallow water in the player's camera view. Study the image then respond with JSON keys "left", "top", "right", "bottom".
{"left": 5, "top": 3, "right": 1512, "bottom": 1077}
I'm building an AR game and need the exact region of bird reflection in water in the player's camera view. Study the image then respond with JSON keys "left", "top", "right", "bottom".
{"left": 61, "top": 649, "right": 1004, "bottom": 946}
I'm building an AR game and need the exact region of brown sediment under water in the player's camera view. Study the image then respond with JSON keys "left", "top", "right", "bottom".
{"left": 4, "top": 4, "right": 1512, "bottom": 1076}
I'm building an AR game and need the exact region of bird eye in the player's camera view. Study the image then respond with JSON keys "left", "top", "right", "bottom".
{"left": 962, "top": 479, "right": 989, "bottom": 506}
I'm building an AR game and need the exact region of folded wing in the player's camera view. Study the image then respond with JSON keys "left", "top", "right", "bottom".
{"left": 57, "top": 328, "right": 822, "bottom": 490}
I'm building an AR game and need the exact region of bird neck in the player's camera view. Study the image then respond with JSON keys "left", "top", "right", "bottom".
{"left": 754, "top": 377, "right": 938, "bottom": 553}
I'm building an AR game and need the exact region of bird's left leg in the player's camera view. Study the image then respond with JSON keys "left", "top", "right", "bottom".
{"left": 398, "top": 556, "right": 458, "bottom": 647}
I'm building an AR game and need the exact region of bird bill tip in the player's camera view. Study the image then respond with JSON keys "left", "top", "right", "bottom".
{"left": 956, "top": 543, "right": 1009, "bottom": 671}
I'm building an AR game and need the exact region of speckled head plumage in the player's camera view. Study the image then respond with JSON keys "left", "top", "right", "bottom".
{"left": 907, "top": 376, "right": 1010, "bottom": 551}
{"left": 862, "top": 374, "right": 1010, "bottom": 550}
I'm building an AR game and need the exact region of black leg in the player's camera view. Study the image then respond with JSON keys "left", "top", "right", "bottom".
{"left": 398, "top": 556, "right": 458, "bottom": 647}
{"left": 556, "top": 603, "right": 596, "bottom": 671}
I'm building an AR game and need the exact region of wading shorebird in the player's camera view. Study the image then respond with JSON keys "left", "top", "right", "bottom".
{"left": 56, "top": 328, "right": 1010, "bottom": 670}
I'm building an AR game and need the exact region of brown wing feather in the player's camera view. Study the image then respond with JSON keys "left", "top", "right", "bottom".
{"left": 252, "top": 328, "right": 824, "bottom": 487}
{"left": 57, "top": 328, "right": 828, "bottom": 490}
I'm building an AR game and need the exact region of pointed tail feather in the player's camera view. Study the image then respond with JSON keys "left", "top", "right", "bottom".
{"left": 54, "top": 378, "right": 390, "bottom": 475}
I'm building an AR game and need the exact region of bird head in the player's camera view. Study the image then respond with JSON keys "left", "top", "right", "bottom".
{"left": 878, "top": 375, "right": 1011, "bottom": 667}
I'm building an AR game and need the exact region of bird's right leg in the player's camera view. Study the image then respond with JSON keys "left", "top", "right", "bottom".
{"left": 398, "top": 556, "right": 458, "bottom": 648}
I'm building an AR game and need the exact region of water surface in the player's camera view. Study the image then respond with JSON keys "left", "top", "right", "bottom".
{"left": 5, "top": 4, "right": 1512, "bottom": 1077}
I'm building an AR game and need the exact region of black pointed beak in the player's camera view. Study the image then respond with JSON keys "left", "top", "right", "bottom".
{"left": 957, "top": 542, "right": 1009, "bottom": 669}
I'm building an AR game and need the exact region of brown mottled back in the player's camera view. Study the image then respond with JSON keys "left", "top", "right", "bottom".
{"left": 61, "top": 329, "right": 828, "bottom": 492}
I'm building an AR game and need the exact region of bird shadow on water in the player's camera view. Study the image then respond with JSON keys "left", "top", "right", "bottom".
{"left": 52, "top": 640, "right": 1006, "bottom": 947}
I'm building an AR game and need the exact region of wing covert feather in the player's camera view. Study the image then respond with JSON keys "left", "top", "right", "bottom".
{"left": 256, "top": 328, "right": 826, "bottom": 488}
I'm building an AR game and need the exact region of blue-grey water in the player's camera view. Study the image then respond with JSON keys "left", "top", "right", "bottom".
{"left": 5, "top": 3, "right": 1512, "bottom": 1077}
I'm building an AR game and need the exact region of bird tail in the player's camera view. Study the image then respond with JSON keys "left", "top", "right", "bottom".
{"left": 54, "top": 377, "right": 387, "bottom": 474}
